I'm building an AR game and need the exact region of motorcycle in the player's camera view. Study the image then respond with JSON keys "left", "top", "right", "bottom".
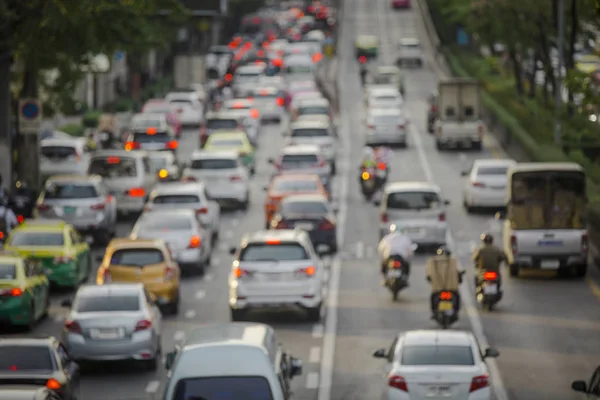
{"left": 476, "top": 271, "right": 502, "bottom": 311}
{"left": 360, "top": 168, "right": 378, "bottom": 200}
{"left": 9, "top": 181, "right": 35, "bottom": 220}
{"left": 384, "top": 255, "right": 411, "bottom": 301}
{"left": 432, "top": 271, "right": 465, "bottom": 329}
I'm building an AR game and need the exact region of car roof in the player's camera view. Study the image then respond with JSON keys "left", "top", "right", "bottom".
{"left": 183, "top": 322, "right": 274, "bottom": 348}
{"left": 206, "top": 112, "right": 241, "bottom": 120}
{"left": 473, "top": 159, "right": 516, "bottom": 167}
{"left": 106, "top": 238, "right": 166, "bottom": 250}
{"left": 298, "top": 97, "right": 329, "bottom": 107}
{"left": 140, "top": 208, "right": 196, "bottom": 218}
{"left": 291, "top": 119, "right": 329, "bottom": 129}
{"left": 294, "top": 114, "right": 330, "bottom": 124}
{"left": 282, "top": 144, "right": 321, "bottom": 154}
{"left": 151, "top": 182, "right": 205, "bottom": 194}
{"left": 91, "top": 150, "right": 148, "bottom": 159}
{"left": 0, "top": 252, "right": 22, "bottom": 263}
{"left": 281, "top": 193, "right": 328, "bottom": 203}
{"left": 385, "top": 181, "right": 441, "bottom": 193}
{"left": 207, "top": 131, "right": 247, "bottom": 140}
{"left": 244, "top": 229, "right": 308, "bottom": 244}
{"left": 132, "top": 113, "right": 167, "bottom": 121}
{"left": 401, "top": 330, "right": 474, "bottom": 347}
{"left": 191, "top": 150, "right": 239, "bottom": 160}
{"left": 399, "top": 37, "right": 420, "bottom": 45}
{"left": 76, "top": 283, "right": 144, "bottom": 296}
{"left": 45, "top": 175, "right": 101, "bottom": 184}
{"left": 17, "top": 220, "right": 67, "bottom": 231}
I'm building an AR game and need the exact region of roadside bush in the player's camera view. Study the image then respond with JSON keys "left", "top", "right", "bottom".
{"left": 82, "top": 110, "right": 102, "bottom": 128}
{"left": 57, "top": 123, "right": 85, "bottom": 137}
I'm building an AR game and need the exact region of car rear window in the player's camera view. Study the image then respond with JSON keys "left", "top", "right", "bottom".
{"left": 291, "top": 128, "right": 328, "bottom": 137}
{"left": 401, "top": 43, "right": 420, "bottom": 49}
{"left": 131, "top": 118, "right": 163, "bottom": 129}
{"left": 44, "top": 183, "right": 98, "bottom": 199}
{"left": 401, "top": 346, "right": 475, "bottom": 366}
{"left": 298, "top": 106, "right": 328, "bottom": 115}
{"left": 110, "top": 249, "right": 164, "bottom": 266}
{"left": 75, "top": 294, "right": 141, "bottom": 312}
{"left": 375, "top": 95, "right": 398, "bottom": 102}
{"left": 208, "top": 138, "right": 245, "bottom": 147}
{"left": 207, "top": 119, "right": 238, "bottom": 130}
{"left": 41, "top": 146, "right": 77, "bottom": 158}
{"left": 191, "top": 159, "right": 237, "bottom": 169}
{"left": 89, "top": 157, "right": 137, "bottom": 178}
{"left": 173, "top": 376, "right": 273, "bottom": 400}
{"left": 239, "top": 242, "right": 309, "bottom": 261}
{"left": 273, "top": 179, "right": 319, "bottom": 192}
{"left": 286, "top": 65, "right": 312, "bottom": 74}
{"left": 8, "top": 232, "right": 64, "bottom": 246}
{"left": 137, "top": 215, "right": 192, "bottom": 231}
{"left": 282, "top": 201, "right": 328, "bottom": 215}
{"left": 386, "top": 191, "right": 441, "bottom": 210}
{"left": 477, "top": 166, "right": 509, "bottom": 175}
{"left": 152, "top": 194, "right": 200, "bottom": 204}
{"left": 133, "top": 132, "right": 170, "bottom": 143}
{"left": 281, "top": 154, "right": 319, "bottom": 165}
{"left": 0, "top": 346, "right": 53, "bottom": 371}
{"left": 169, "top": 99, "right": 192, "bottom": 105}
{"left": 0, "top": 264, "right": 16, "bottom": 280}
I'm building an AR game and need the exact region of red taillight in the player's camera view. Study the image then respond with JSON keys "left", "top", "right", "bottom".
{"left": 319, "top": 219, "right": 335, "bottom": 230}
{"left": 124, "top": 141, "right": 140, "bottom": 151}
{"left": 470, "top": 374, "right": 489, "bottom": 392}
{"left": 54, "top": 256, "right": 74, "bottom": 263}
{"left": 196, "top": 207, "right": 208, "bottom": 214}
{"left": 188, "top": 235, "right": 201, "bottom": 248}
{"left": 230, "top": 175, "right": 243, "bottom": 181}
{"left": 0, "top": 232, "right": 4, "bottom": 240}
{"left": 388, "top": 375, "right": 408, "bottom": 391}
{"left": 3, "top": 288, "right": 22, "bottom": 296}
{"left": 510, "top": 234, "right": 517, "bottom": 255}
{"left": 128, "top": 188, "right": 146, "bottom": 197}
{"left": 391, "top": 260, "right": 402, "bottom": 269}
{"left": 483, "top": 271, "right": 498, "bottom": 280}
{"left": 381, "top": 213, "right": 388, "bottom": 223}
{"left": 134, "top": 319, "right": 152, "bottom": 332}
{"left": 276, "top": 97, "right": 285, "bottom": 106}
{"left": 17, "top": 215, "right": 24, "bottom": 223}
{"left": 367, "top": 124, "right": 375, "bottom": 129}
{"left": 297, "top": 266, "right": 316, "bottom": 276}
{"left": 102, "top": 268, "right": 112, "bottom": 283}
{"left": 377, "top": 162, "right": 386, "bottom": 171}
{"left": 167, "top": 140, "right": 178, "bottom": 149}
{"left": 430, "top": 105, "right": 437, "bottom": 113}
{"left": 472, "top": 181, "right": 485, "bottom": 188}
{"left": 65, "top": 320, "right": 82, "bottom": 334}
{"left": 90, "top": 203, "right": 105, "bottom": 210}
{"left": 164, "top": 266, "right": 176, "bottom": 280}
{"left": 37, "top": 203, "right": 50, "bottom": 211}
{"left": 46, "top": 378, "right": 61, "bottom": 390}
{"left": 439, "top": 213, "right": 446, "bottom": 222}
{"left": 440, "top": 291, "right": 452, "bottom": 300}
{"left": 582, "top": 232, "right": 589, "bottom": 253}
{"left": 234, "top": 267, "right": 250, "bottom": 278}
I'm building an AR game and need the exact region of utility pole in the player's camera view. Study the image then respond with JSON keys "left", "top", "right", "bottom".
{"left": 0, "top": 54, "right": 12, "bottom": 187}
{"left": 554, "top": 0, "right": 565, "bottom": 145}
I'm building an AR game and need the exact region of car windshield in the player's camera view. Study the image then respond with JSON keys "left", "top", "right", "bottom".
{"left": 173, "top": 376, "right": 273, "bottom": 400}
{"left": 0, "top": 346, "right": 53, "bottom": 371}
{"left": 207, "top": 119, "right": 238, "bottom": 130}
{"left": 281, "top": 154, "right": 319, "bottom": 167}
{"left": 152, "top": 194, "right": 200, "bottom": 204}
{"left": 282, "top": 201, "right": 328, "bottom": 215}
{"left": 89, "top": 157, "right": 137, "bottom": 178}
{"left": 299, "top": 106, "right": 328, "bottom": 115}
{"left": 386, "top": 191, "right": 441, "bottom": 210}
{"left": 41, "top": 145, "right": 77, "bottom": 158}
{"left": 208, "top": 138, "right": 245, "bottom": 147}
{"left": 477, "top": 166, "right": 509, "bottom": 176}
{"left": 401, "top": 346, "right": 475, "bottom": 366}
{"left": 75, "top": 294, "right": 141, "bottom": 312}
{"left": 0, "top": 264, "right": 16, "bottom": 280}
{"left": 44, "top": 183, "right": 98, "bottom": 199}
{"left": 292, "top": 128, "right": 328, "bottom": 138}
{"left": 273, "top": 179, "right": 319, "bottom": 192}
{"left": 109, "top": 249, "right": 164, "bottom": 266}
{"left": 9, "top": 231, "right": 64, "bottom": 246}
{"left": 132, "top": 132, "right": 170, "bottom": 143}
{"left": 191, "top": 159, "right": 237, "bottom": 169}
{"left": 131, "top": 118, "right": 163, "bottom": 129}
{"left": 239, "top": 243, "right": 308, "bottom": 261}
{"left": 137, "top": 215, "right": 192, "bottom": 231}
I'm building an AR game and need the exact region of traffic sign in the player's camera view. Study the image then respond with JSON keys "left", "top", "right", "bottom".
{"left": 19, "top": 98, "right": 42, "bottom": 135}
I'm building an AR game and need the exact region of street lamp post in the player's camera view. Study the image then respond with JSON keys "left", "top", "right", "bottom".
{"left": 554, "top": 0, "right": 565, "bottom": 145}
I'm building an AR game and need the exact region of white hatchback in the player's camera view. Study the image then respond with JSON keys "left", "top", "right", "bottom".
{"left": 287, "top": 119, "right": 337, "bottom": 174}
{"left": 269, "top": 144, "right": 332, "bottom": 192}
{"left": 368, "top": 87, "right": 404, "bottom": 110}
{"left": 165, "top": 91, "right": 204, "bottom": 126}
{"left": 40, "top": 138, "right": 90, "bottom": 180}
{"left": 373, "top": 330, "right": 499, "bottom": 400}
{"left": 227, "top": 229, "right": 325, "bottom": 322}
{"left": 462, "top": 159, "right": 516, "bottom": 212}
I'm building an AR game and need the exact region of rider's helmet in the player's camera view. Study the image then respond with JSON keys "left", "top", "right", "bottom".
{"left": 436, "top": 246, "right": 452, "bottom": 257}
{"left": 480, "top": 233, "right": 494, "bottom": 244}
{"left": 362, "top": 147, "right": 375, "bottom": 160}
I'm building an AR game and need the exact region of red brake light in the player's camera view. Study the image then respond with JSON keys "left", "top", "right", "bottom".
{"left": 319, "top": 219, "right": 335, "bottom": 230}
{"left": 470, "top": 374, "right": 489, "bottom": 392}
{"left": 196, "top": 207, "right": 208, "bottom": 214}
{"left": 582, "top": 232, "right": 589, "bottom": 253}
{"left": 128, "top": 188, "right": 145, "bottom": 197}
{"left": 440, "top": 291, "right": 452, "bottom": 300}
{"left": 392, "top": 260, "right": 402, "bottom": 268}
{"left": 388, "top": 375, "right": 408, "bottom": 391}
{"left": 37, "top": 203, "right": 50, "bottom": 211}
{"left": 134, "top": 319, "right": 152, "bottom": 332}
{"left": 276, "top": 97, "right": 285, "bottom": 106}
{"left": 273, "top": 58, "right": 283, "bottom": 67}
{"left": 266, "top": 238, "right": 281, "bottom": 245}
{"left": 359, "top": 55, "right": 367, "bottom": 63}
{"left": 46, "top": 378, "right": 61, "bottom": 390}
{"left": 17, "top": 215, "right": 24, "bottom": 223}
{"left": 90, "top": 203, "right": 105, "bottom": 210}
{"left": 230, "top": 176, "right": 243, "bottom": 181}
{"left": 188, "top": 235, "right": 201, "bottom": 248}
{"left": 167, "top": 140, "right": 178, "bottom": 149}
{"left": 225, "top": 73, "right": 233, "bottom": 82}
{"left": 439, "top": 213, "right": 446, "bottom": 222}
{"left": 312, "top": 52, "right": 323, "bottom": 63}
{"left": 472, "top": 181, "right": 485, "bottom": 188}
{"left": 377, "top": 162, "right": 386, "bottom": 171}
{"left": 483, "top": 271, "right": 498, "bottom": 280}
{"left": 250, "top": 109, "right": 260, "bottom": 118}
{"left": 234, "top": 267, "right": 249, "bottom": 278}
{"left": 10, "top": 288, "right": 22, "bottom": 296}
{"left": 297, "top": 266, "right": 316, "bottom": 276}
{"left": 381, "top": 213, "right": 388, "bottom": 223}
{"left": 65, "top": 320, "right": 82, "bottom": 334}
{"left": 107, "top": 156, "right": 120, "bottom": 164}
{"left": 510, "top": 234, "right": 517, "bottom": 255}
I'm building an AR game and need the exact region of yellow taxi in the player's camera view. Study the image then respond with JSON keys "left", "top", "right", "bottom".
{"left": 96, "top": 238, "right": 181, "bottom": 314}
{"left": 203, "top": 130, "right": 256, "bottom": 174}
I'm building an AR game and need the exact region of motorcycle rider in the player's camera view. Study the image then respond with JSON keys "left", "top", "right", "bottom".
{"left": 0, "top": 194, "right": 18, "bottom": 239}
{"left": 359, "top": 61, "right": 368, "bottom": 86}
{"left": 377, "top": 223, "right": 415, "bottom": 285}
{"left": 472, "top": 233, "right": 507, "bottom": 288}
{"left": 359, "top": 147, "right": 377, "bottom": 175}
{"left": 426, "top": 246, "right": 464, "bottom": 318}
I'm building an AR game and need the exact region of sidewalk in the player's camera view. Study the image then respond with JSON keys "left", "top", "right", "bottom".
{"left": 316, "top": 57, "right": 339, "bottom": 113}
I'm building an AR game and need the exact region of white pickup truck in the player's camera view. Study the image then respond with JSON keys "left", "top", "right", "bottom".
{"left": 434, "top": 78, "right": 484, "bottom": 150}
{"left": 499, "top": 162, "right": 588, "bottom": 278}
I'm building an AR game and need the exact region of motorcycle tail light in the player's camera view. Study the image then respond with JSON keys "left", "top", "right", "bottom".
{"left": 440, "top": 291, "right": 452, "bottom": 300}
{"left": 483, "top": 271, "right": 498, "bottom": 280}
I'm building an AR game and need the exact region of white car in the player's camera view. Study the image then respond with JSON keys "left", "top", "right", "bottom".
{"left": 233, "top": 64, "right": 266, "bottom": 94}
{"left": 182, "top": 150, "right": 250, "bottom": 209}
{"left": 283, "top": 55, "right": 316, "bottom": 82}
{"left": 144, "top": 182, "right": 220, "bottom": 242}
{"left": 248, "top": 86, "right": 286, "bottom": 122}
{"left": 294, "top": 97, "right": 331, "bottom": 122}
{"left": 368, "top": 87, "right": 404, "bottom": 110}
{"left": 227, "top": 229, "right": 325, "bottom": 322}
{"left": 288, "top": 119, "right": 337, "bottom": 174}
{"left": 39, "top": 138, "right": 90, "bottom": 180}
{"left": 366, "top": 108, "right": 409, "bottom": 147}
{"left": 397, "top": 37, "right": 424, "bottom": 67}
{"left": 290, "top": 90, "right": 324, "bottom": 115}
{"left": 373, "top": 330, "right": 499, "bottom": 400}
{"left": 378, "top": 181, "right": 449, "bottom": 247}
{"left": 165, "top": 91, "right": 204, "bottom": 126}
{"left": 269, "top": 144, "right": 332, "bottom": 192}
{"left": 462, "top": 159, "right": 516, "bottom": 212}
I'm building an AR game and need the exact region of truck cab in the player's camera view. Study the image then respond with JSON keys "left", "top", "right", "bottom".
{"left": 498, "top": 162, "right": 588, "bottom": 278}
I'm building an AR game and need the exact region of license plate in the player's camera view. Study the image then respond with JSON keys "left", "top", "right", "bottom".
{"left": 437, "top": 301, "right": 453, "bottom": 311}
{"left": 404, "top": 227, "right": 424, "bottom": 236}
{"left": 541, "top": 259, "right": 560, "bottom": 269}
{"left": 387, "top": 269, "right": 402, "bottom": 278}
{"left": 295, "top": 223, "right": 314, "bottom": 230}
{"left": 64, "top": 206, "right": 76, "bottom": 215}
{"left": 427, "top": 386, "right": 451, "bottom": 397}
{"left": 141, "top": 143, "right": 163, "bottom": 150}
{"left": 483, "top": 283, "right": 498, "bottom": 294}
{"left": 91, "top": 328, "right": 123, "bottom": 340}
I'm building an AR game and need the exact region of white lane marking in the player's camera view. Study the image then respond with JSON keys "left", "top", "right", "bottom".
{"left": 312, "top": 324, "right": 324, "bottom": 338}
{"left": 204, "top": 273, "right": 214, "bottom": 281}
{"left": 184, "top": 309, "right": 196, "bottom": 319}
{"left": 195, "top": 290, "right": 206, "bottom": 299}
{"left": 408, "top": 118, "right": 510, "bottom": 400}
{"left": 355, "top": 241, "right": 364, "bottom": 259}
{"left": 174, "top": 331, "right": 185, "bottom": 341}
{"left": 309, "top": 346, "right": 322, "bottom": 363}
{"left": 224, "top": 230, "right": 233, "bottom": 239}
{"left": 306, "top": 372, "right": 320, "bottom": 389}
{"left": 145, "top": 380, "right": 160, "bottom": 393}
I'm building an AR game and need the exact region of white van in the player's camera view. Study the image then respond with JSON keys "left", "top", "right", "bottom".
{"left": 163, "top": 322, "right": 303, "bottom": 400}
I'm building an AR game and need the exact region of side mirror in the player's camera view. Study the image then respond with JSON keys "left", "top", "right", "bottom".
{"left": 483, "top": 347, "right": 499, "bottom": 358}
{"left": 571, "top": 380, "right": 587, "bottom": 393}
{"left": 444, "top": 200, "right": 451, "bottom": 205}
{"left": 165, "top": 348, "right": 179, "bottom": 370}
{"left": 268, "top": 158, "right": 274, "bottom": 164}
{"left": 495, "top": 210, "right": 506, "bottom": 220}
{"left": 290, "top": 357, "right": 303, "bottom": 377}
{"left": 461, "top": 171, "right": 468, "bottom": 176}
{"left": 229, "top": 247, "right": 237, "bottom": 255}
{"left": 96, "top": 255, "right": 104, "bottom": 262}
{"left": 372, "top": 348, "right": 387, "bottom": 358}
{"left": 61, "top": 298, "right": 72, "bottom": 308}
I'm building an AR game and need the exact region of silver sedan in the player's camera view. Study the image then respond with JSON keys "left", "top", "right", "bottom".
{"left": 61, "top": 283, "right": 162, "bottom": 370}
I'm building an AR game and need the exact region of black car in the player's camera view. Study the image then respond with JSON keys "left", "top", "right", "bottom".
{"left": 270, "top": 193, "right": 338, "bottom": 253}
{"left": 0, "top": 386, "right": 63, "bottom": 400}
{"left": 0, "top": 338, "right": 80, "bottom": 400}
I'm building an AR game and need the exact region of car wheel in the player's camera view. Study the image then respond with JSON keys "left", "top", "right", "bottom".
{"left": 230, "top": 308, "right": 245, "bottom": 321}
{"left": 41, "top": 290, "right": 50, "bottom": 318}
{"left": 575, "top": 264, "right": 587, "bottom": 278}
{"left": 331, "top": 162, "right": 337, "bottom": 175}
{"left": 25, "top": 303, "right": 36, "bottom": 332}
{"left": 329, "top": 242, "right": 338, "bottom": 254}
{"left": 435, "top": 140, "right": 444, "bottom": 151}
{"left": 472, "top": 142, "right": 482, "bottom": 151}
{"left": 168, "top": 293, "right": 180, "bottom": 315}
{"left": 509, "top": 264, "right": 519, "bottom": 277}
{"left": 306, "top": 303, "right": 322, "bottom": 322}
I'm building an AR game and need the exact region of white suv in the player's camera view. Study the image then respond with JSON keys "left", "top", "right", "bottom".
{"left": 228, "top": 229, "right": 325, "bottom": 322}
